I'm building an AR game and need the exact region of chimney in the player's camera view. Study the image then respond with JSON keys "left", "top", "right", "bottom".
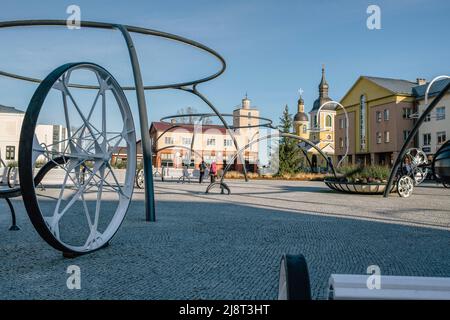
{"left": 416, "top": 78, "right": 426, "bottom": 85}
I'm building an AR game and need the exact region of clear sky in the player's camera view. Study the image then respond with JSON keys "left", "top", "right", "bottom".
{"left": 0, "top": 0, "right": 449, "bottom": 138}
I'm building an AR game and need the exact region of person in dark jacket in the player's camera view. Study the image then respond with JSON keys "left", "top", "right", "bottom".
{"left": 199, "top": 160, "right": 207, "bottom": 183}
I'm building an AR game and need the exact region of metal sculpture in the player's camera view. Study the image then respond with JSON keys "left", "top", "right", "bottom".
{"left": 0, "top": 19, "right": 228, "bottom": 255}
{"left": 384, "top": 77, "right": 450, "bottom": 197}
{"left": 400, "top": 148, "right": 429, "bottom": 186}
{"left": 207, "top": 131, "right": 336, "bottom": 194}
{"left": 433, "top": 140, "right": 450, "bottom": 184}
{"left": 314, "top": 101, "right": 349, "bottom": 167}
{"left": 159, "top": 112, "right": 273, "bottom": 181}
{"left": 206, "top": 100, "right": 347, "bottom": 194}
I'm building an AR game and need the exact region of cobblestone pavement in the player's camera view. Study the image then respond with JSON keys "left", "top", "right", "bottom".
{"left": 0, "top": 180, "right": 449, "bottom": 299}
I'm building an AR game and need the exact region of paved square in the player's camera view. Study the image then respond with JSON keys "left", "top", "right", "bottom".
{"left": 0, "top": 180, "right": 449, "bottom": 299}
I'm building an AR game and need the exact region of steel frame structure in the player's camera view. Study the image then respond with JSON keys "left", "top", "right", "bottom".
{"left": 0, "top": 20, "right": 229, "bottom": 223}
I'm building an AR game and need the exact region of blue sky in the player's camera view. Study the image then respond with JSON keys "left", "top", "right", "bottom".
{"left": 0, "top": 0, "right": 449, "bottom": 138}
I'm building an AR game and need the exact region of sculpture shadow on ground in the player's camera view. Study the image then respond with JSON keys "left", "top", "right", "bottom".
{"left": 1, "top": 197, "right": 449, "bottom": 300}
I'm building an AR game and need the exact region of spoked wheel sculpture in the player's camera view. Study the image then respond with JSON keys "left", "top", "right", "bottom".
{"left": 0, "top": 19, "right": 229, "bottom": 255}
{"left": 401, "top": 148, "right": 429, "bottom": 185}
{"left": 20, "top": 63, "right": 136, "bottom": 256}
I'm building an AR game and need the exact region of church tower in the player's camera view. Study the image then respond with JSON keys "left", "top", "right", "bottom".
{"left": 293, "top": 94, "right": 309, "bottom": 139}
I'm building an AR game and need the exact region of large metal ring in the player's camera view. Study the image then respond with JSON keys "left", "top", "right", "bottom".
{"left": 159, "top": 113, "right": 273, "bottom": 129}
{"left": 0, "top": 20, "right": 226, "bottom": 90}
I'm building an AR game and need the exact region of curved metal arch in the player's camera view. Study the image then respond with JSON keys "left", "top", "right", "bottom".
{"left": 0, "top": 20, "right": 226, "bottom": 90}
{"left": 384, "top": 78, "right": 450, "bottom": 197}
{"left": 315, "top": 101, "right": 349, "bottom": 168}
{"left": 425, "top": 75, "right": 450, "bottom": 106}
{"left": 160, "top": 113, "right": 273, "bottom": 129}
{"left": 156, "top": 144, "right": 203, "bottom": 160}
{"left": 154, "top": 125, "right": 186, "bottom": 144}
{"left": 219, "top": 131, "right": 337, "bottom": 185}
{"left": 177, "top": 86, "right": 249, "bottom": 182}
{"left": 298, "top": 144, "right": 314, "bottom": 172}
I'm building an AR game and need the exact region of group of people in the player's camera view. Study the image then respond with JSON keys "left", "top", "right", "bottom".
{"left": 198, "top": 160, "right": 217, "bottom": 184}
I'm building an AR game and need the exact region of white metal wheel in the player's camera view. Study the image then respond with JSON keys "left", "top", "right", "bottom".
{"left": 403, "top": 148, "right": 429, "bottom": 186}
{"left": 136, "top": 168, "right": 145, "bottom": 189}
{"left": 7, "top": 166, "right": 18, "bottom": 188}
{"left": 405, "top": 148, "right": 428, "bottom": 167}
{"left": 412, "top": 167, "right": 428, "bottom": 185}
{"left": 397, "top": 175, "right": 414, "bottom": 198}
{"left": 19, "top": 63, "right": 136, "bottom": 255}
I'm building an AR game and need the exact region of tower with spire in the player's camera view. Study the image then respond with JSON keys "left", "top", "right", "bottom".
{"left": 295, "top": 65, "right": 336, "bottom": 171}
{"left": 293, "top": 93, "right": 309, "bottom": 139}
{"left": 309, "top": 65, "right": 335, "bottom": 142}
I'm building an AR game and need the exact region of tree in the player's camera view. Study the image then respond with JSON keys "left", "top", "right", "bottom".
{"left": 176, "top": 107, "right": 212, "bottom": 125}
{"left": 277, "top": 104, "right": 301, "bottom": 175}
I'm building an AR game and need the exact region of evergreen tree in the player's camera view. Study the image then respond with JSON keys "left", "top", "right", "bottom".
{"left": 278, "top": 105, "right": 301, "bottom": 174}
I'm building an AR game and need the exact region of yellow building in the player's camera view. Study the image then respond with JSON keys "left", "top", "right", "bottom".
{"left": 335, "top": 76, "right": 418, "bottom": 166}
{"left": 294, "top": 66, "right": 336, "bottom": 171}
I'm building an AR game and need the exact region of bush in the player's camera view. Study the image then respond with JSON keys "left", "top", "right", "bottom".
{"left": 223, "top": 171, "right": 326, "bottom": 181}
{"left": 327, "top": 165, "right": 390, "bottom": 183}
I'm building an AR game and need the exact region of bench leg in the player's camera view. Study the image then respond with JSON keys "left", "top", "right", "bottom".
{"left": 5, "top": 198, "right": 20, "bottom": 231}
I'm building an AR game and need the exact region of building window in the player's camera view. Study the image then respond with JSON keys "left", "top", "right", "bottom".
{"left": 423, "top": 133, "right": 431, "bottom": 146}
{"left": 339, "top": 138, "right": 344, "bottom": 148}
{"left": 360, "top": 95, "right": 367, "bottom": 150}
{"left": 339, "top": 118, "right": 346, "bottom": 129}
{"left": 206, "top": 138, "right": 216, "bottom": 146}
{"left": 302, "top": 125, "right": 307, "bottom": 134}
{"left": 326, "top": 115, "right": 332, "bottom": 127}
{"left": 376, "top": 111, "right": 382, "bottom": 123}
{"left": 5, "top": 146, "right": 15, "bottom": 160}
{"left": 384, "top": 131, "right": 390, "bottom": 143}
{"left": 160, "top": 153, "right": 174, "bottom": 160}
{"left": 164, "top": 137, "right": 174, "bottom": 145}
{"left": 402, "top": 107, "right": 412, "bottom": 119}
{"left": 313, "top": 115, "right": 318, "bottom": 128}
{"left": 403, "top": 130, "right": 410, "bottom": 142}
{"left": 437, "top": 131, "right": 446, "bottom": 145}
{"left": 424, "top": 113, "right": 431, "bottom": 122}
{"left": 182, "top": 137, "right": 192, "bottom": 145}
{"left": 384, "top": 109, "right": 389, "bottom": 121}
{"left": 224, "top": 139, "right": 232, "bottom": 147}
{"left": 376, "top": 132, "right": 382, "bottom": 144}
{"left": 436, "top": 106, "right": 445, "bottom": 120}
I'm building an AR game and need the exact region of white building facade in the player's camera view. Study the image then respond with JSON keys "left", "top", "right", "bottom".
{"left": 0, "top": 105, "right": 67, "bottom": 165}
{"left": 414, "top": 79, "right": 450, "bottom": 158}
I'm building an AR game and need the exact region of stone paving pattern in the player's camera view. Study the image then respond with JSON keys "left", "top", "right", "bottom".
{"left": 0, "top": 180, "right": 449, "bottom": 299}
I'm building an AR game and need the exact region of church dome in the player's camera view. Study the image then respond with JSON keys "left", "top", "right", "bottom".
{"left": 294, "top": 111, "right": 309, "bottom": 122}
{"left": 312, "top": 97, "right": 335, "bottom": 111}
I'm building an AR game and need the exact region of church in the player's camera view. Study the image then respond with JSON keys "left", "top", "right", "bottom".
{"left": 293, "top": 66, "right": 336, "bottom": 172}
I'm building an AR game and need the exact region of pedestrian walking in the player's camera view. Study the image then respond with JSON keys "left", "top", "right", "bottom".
{"left": 199, "top": 160, "right": 207, "bottom": 183}
{"left": 210, "top": 161, "right": 217, "bottom": 183}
